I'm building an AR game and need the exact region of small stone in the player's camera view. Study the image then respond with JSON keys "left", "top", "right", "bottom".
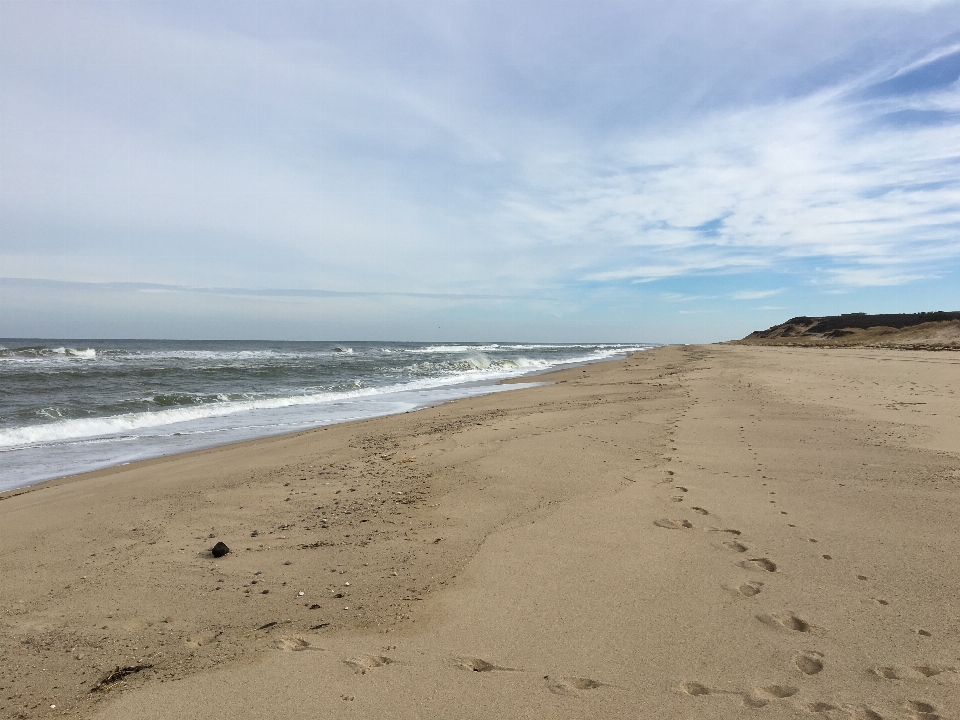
{"left": 298, "top": 591, "right": 305, "bottom": 596}
{"left": 284, "top": 561, "right": 292, "bottom": 566}
{"left": 251, "top": 530, "right": 259, "bottom": 537}
{"left": 164, "top": 616, "right": 173, "bottom": 623}
{"left": 211, "top": 542, "right": 230, "bottom": 558}
{"left": 262, "top": 589, "right": 269, "bottom": 594}
{"left": 344, "top": 582, "right": 350, "bottom": 586}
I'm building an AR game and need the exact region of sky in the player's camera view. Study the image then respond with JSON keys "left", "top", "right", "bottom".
{"left": 2, "top": 0, "right": 959, "bottom": 343}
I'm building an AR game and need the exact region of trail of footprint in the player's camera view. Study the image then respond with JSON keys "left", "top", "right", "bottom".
{"left": 545, "top": 676, "right": 608, "bottom": 696}
{"left": 690, "top": 506, "right": 709, "bottom": 515}
{"left": 454, "top": 656, "right": 517, "bottom": 672}
{"left": 795, "top": 651, "right": 824, "bottom": 675}
{"left": 724, "top": 540, "right": 748, "bottom": 552}
{"left": 654, "top": 518, "right": 692, "bottom": 529}
{"left": 345, "top": 654, "right": 394, "bottom": 673}
{"left": 738, "top": 581, "right": 763, "bottom": 597}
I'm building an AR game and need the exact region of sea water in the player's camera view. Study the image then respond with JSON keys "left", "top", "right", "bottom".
{"left": 0, "top": 340, "right": 650, "bottom": 492}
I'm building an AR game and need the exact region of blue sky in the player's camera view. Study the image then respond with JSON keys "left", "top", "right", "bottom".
{"left": 2, "top": 0, "right": 959, "bottom": 342}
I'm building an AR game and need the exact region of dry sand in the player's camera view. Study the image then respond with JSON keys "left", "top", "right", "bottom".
{"left": 2, "top": 345, "right": 959, "bottom": 719}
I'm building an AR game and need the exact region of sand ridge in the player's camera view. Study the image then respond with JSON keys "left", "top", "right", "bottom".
{"left": 1, "top": 345, "right": 958, "bottom": 719}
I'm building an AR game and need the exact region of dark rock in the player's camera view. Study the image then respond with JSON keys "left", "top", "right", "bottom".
{"left": 211, "top": 541, "right": 230, "bottom": 558}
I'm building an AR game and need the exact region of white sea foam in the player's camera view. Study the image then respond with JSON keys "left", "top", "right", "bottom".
{"left": 410, "top": 344, "right": 503, "bottom": 353}
{"left": 0, "top": 343, "right": 650, "bottom": 449}
{"left": 0, "top": 354, "right": 578, "bottom": 449}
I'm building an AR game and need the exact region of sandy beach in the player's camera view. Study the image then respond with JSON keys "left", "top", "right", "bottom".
{"left": 2, "top": 344, "right": 959, "bottom": 719}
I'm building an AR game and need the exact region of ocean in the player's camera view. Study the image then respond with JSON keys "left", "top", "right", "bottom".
{"left": 0, "top": 340, "right": 651, "bottom": 492}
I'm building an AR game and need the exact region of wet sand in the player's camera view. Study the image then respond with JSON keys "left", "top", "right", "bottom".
{"left": 2, "top": 345, "right": 959, "bottom": 719}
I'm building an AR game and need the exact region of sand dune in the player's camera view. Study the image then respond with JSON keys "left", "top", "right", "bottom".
{"left": 737, "top": 313, "right": 960, "bottom": 350}
{"left": 2, "top": 345, "right": 958, "bottom": 719}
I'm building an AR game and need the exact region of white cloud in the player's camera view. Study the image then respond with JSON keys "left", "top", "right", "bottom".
{"left": 732, "top": 289, "right": 785, "bottom": 300}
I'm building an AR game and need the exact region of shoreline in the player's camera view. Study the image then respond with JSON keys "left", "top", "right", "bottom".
{"left": 1, "top": 348, "right": 645, "bottom": 497}
{"left": 2, "top": 344, "right": 958, "bottom": 719}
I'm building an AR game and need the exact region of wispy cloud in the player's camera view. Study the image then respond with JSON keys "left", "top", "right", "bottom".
{"left": 732, "top": 289, "right": 785, "bottom": 300}
{"left": 0, "top": 278, "right": 523, "bottom": 302}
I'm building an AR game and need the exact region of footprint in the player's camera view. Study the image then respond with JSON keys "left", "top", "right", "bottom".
{"left": 873, "top": 664, "right": 955, "bottom": 681}
{"left": 795, "top": 652, "right": 824, "bottom": 675}
{"left": 454, "top": 656, "right": 515, "bottom": 672}
{"left": 738, "top": 581, "right": 763, "bottom": 597}
{"left": 690, "top": 506, "right": 709, "bottom": 515}
{"left": 654, "top": 518, "right": 692, "bottom": 529}
{"left": 345, "top": 654, "right": 394, "bottom": 673}
{"left": 724, "top": 540, "right": 748, "bottom": 553}
{"left": 274, "top": 636, "right": 320, "bottom": 651}
{"left": 756, "top": 685, "right": 799, "bottom": 700}
{"left": 185, "top": 633, "right": 218, "bottom": 647}
{"left": 545, "top": 676, "right": 607, "bottom": 696}
{"left": 904, "top": 700, "right": 939, "bottom": 720}
{"left": 670, "top": 495, "right": 685, "bottom": 502}
{"left": 680, "top": 681, "right": 782, "bottom": 709}
{"left": 772, "top": 612, "right": 811, "bottom": 632}
{"left": 806, "top": 701, "right": 838, "bottom": 713}
{"left": 680, "top": 681, "right": 711, "bottom": 696}
{"left": 675, "top": 486, "right": 688, "bottom": 492}
{"left": 842, "top": 706, "right": 885, "bottom": 720}
{"left": 740, "top": 557, "right": 778, "bottom": 572}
